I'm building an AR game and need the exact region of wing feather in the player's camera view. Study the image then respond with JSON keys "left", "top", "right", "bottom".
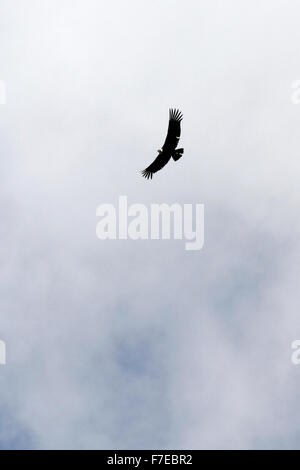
{"left": 141, "top": 152, "right": 172, "bottom": 179}
{"left": 162, "top": 108, "right": 183, "bottom": 151}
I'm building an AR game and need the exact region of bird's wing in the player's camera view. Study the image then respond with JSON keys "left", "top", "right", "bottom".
{"left": 141, "top": 152, "right": 171, "bottom": 179}
{"left": 162, "top": 109, "right": 183, "bottom": 151}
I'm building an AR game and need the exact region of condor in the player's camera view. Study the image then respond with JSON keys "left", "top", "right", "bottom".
{"left": 141, "top": 108, "right": 184, "bottom": 179}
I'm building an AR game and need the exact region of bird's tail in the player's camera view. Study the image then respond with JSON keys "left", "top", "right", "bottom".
{"left": 141, "top": 169, "right": 153, "bottom": 180}
{"left": 172, "top": 148, "right": 184, "bottom": 161}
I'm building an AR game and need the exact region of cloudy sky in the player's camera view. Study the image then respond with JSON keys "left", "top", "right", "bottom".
{"left": 0, "top": 0, "right": 300, "bottom": 450}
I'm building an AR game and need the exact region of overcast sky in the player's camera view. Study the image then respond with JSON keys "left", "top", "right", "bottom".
{"left": 0, "top": 0, "right": 300, "bottom": 449}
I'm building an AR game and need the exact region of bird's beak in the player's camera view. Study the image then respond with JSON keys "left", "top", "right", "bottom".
{"left": 157, "top": 149, "right": 162, "bottom": 153}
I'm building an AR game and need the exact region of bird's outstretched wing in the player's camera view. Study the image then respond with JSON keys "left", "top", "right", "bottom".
{"left": 162, "top": 109, "right": 183, "bottom": 151}
{"left": 141, "top": 152, "right": 171, "bottom": 179}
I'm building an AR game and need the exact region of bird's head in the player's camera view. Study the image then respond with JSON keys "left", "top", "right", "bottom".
{"left": 157, "top": 149, "right": 163, "bottom": 153}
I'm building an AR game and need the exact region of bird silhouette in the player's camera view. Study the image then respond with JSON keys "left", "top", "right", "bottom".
{"left": 141, "top": 109, "right": 184, "bottom": 179}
